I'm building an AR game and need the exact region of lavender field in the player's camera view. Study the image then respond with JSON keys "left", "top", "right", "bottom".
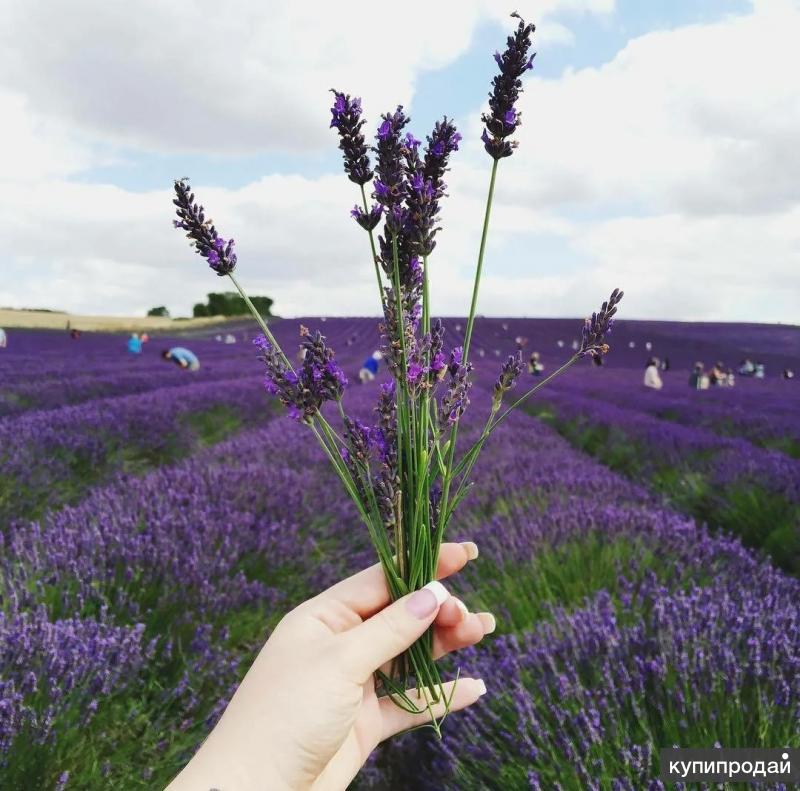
{"left": 1, "top": 317, "right": 799, "bottom": 789}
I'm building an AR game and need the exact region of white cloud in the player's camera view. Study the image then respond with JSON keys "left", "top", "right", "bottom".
{"left": 0, "top": 0, "right": 600, "bottom": 155}
{"left": 0, "top": 90, "right": 101, "bottom": 181}
{"left": 493, "top": 1, "right": 800, "bottom": 216}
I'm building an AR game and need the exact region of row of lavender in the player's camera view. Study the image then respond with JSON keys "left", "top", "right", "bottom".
{"left": 0, "top": 375, "right": 272, "bottom": 522}
{"left": 0, "top": 320, "right": 374, "bottom": 416}
{"left": 2, "top": 361, "right": 799, "bottom": 787}
{"left": 4, "top": 318, "right": 795, "bottom": 424}
{"left": 363, "top": 394, "right": 800, "bottom": 788}
{"left": 527, "top": 384, "right": 800, "bottom": 572}
{"left": 548, "top": 367, "right": 799, "bottom": 458}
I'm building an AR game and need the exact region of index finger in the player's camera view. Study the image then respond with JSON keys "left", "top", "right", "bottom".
{"left": 318, "top": 541, "right": 479, "bottom": 619}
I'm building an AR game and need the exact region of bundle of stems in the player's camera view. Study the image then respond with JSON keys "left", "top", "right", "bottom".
{"left": 172, "top": 12, "right": 622, "bottom": 736}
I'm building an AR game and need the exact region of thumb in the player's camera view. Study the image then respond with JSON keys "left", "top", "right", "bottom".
{"left": 339, "top": 581, "right": 450, "bottom": 683}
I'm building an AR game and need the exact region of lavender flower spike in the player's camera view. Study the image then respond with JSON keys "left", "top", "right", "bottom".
{"left": 493, "top": 351, "right": 522, "bottom": 408}
{"left": 482, "top": 12, "right": 536, "bottom": 160}
{"left": 580, "top": 288, "right": 624, "bottom": 357}
{"left": 173, "top": 179, "right": 237, "bottom": 276}
{"left": 255, "top": 327, "right": 346, "bottom": 423}
{"left": 441, "top": 347, "right": 474, "bottom": 425}
{"left": 330, "top": 90, "right": 373, "bottom": 185}
{"left": 373, "top": 106, "right": 411, "bottom": 215}
{"left": 404, "top": 117, "right": 461, "bottom": 257}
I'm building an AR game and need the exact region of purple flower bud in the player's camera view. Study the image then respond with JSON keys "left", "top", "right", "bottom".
{"left": 493, "top": 351, "right": 523, "bottom": 406}
{"left": 377, "top": 118, "right": 393, "bottom": 140}
{"left": 329, "top": 89, "right": 373, "bottom": 185}
{"left": 580, "top": 288, "right": 624, "bottom": 358}
{"left": 172, "top": 179, "right": 238, "bottom": 276}
{"left": 482, "top": 13, "right": 536, "bottom": 159}
{"left": 350, "top": 203, "right": 383, "bottom": 231}
{"left": 407, "top": 361, "right": 425, "bottom": 387}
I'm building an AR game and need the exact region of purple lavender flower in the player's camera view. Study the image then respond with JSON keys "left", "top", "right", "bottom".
{"left": 482, "top": 13, "right": 536, "bottom": 159}
{"left": 580, "top": 288, "right": 624, "bottom": 358}
{"left": 373, "top": 106, "right": 410, "bottom": 213}
{"left": 407, "top": 361, "right": 426, "bottom": 388}
{"left": 345, "top": 418, "right": 375, "bottom": 464}
{"left": 173, "top": 179, "right": 237, "bottom": 276}
{"left": 428, "top": 319, "right": 447, "bottom": 384}
{"left": 329, "top": 90, "right": 373, "bottom": 185}
{"left": 441, "top": 347, "right": 473, "bottom": 425}
{"left": 424, "top": 118, "right": 461, "bottom": 186}
{"left": 254, "top": 328, "right": 346, "bottom": 423}
{"left": 493, "top": 351, "right": 523, "bottom": 406}
{"left": 401, "top": 117, "right": 460, "bottom": 258}
{"left": 376, "top": 380, "right": 397, "bottom": 465}
{"left": 448, "top": 346, "right": 464, "bottom": 375}
{"left": 350, "top": 203, "right": 383, "bottom": 231}
{"left": 373, "top": 380, "right": 399, "bottom": 531}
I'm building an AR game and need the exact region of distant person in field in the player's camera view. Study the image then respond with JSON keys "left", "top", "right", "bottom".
{"left": 689, "top": 362, "right": 708, "bottom": 390}
{"left": 643, "top": 357, "right": 663, "bottom": 390}
{"left": 0, "top": 327, "right": 7, "bottom": 349}
{"left": 754, "top": 361, "right": 765, "bottom": 379}
{"left": 359, "top": 351, "right": 383, "bottom": 384}
{"left": 739, "top": 358, "right": 756, "bottom": 377}
{"left": 69, "top": 328, "right": 81, "bottom": 340}
{"left": 660, "top": 356, "right": 670, "bottom": 372}
{"left": 709, "top": 361, "right": 727, "bottom": 387}
{"left": 162, "top": 347, "right": 200, "bottom": 371}
{"left": 783, "top": 368, "right": 795, "bottom": 380}
{"left": 726, "top": 367, "right": 736, "bottom": 387}
{"left": 527, "top": 351, "right": 544, "bottom": 377}
{"left": 127, "top": 333, "right": 143, "bottom": 356}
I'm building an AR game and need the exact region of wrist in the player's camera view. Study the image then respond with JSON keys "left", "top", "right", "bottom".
{"left": 167, "top": 726, "right": 292, "bottom": 791}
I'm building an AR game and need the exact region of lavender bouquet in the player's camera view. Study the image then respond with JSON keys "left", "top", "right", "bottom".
{"left": 172, "top": 12, "right": 622, "bottom": 735}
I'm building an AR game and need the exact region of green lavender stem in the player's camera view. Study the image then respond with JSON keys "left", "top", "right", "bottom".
{"left": 461, "top": 158, "right": 499, "bottom": 365}
{"left": 360, "top": 184, "right": 384, "bottom": 306}
{"left": 434, "top": 159, "right": 500, "bottom": 555}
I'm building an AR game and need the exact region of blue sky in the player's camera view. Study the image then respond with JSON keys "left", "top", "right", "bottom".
{"left": 1, "top": 0, "right": 798, "bottom": 323}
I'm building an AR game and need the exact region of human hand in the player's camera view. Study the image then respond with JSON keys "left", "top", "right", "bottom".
{"left": 168, "top": 541, "right": 494, "bottom": 790}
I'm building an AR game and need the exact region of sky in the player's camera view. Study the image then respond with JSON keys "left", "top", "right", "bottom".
{"left": 1, "top": 0, "right": 798, "bottom": 323}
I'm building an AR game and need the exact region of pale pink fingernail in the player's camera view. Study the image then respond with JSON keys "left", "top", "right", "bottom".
{"left": 478, "top": 612, "right": 496, "bottom": 634}
{"left": 476, "top": 679, "right": 487, "bottom": 696}
{"left": 461, "top": 541, "right": 479, "bottom": 560}
{"left": 406, "top": 581, "right": 448, "bottom": 619}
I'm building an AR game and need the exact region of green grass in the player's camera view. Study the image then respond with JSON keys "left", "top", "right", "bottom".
{"left": 462, "top": 534, "right": 656, "bottom": 633}
{"left": 528, "top": 402, "right": 800, "bottom": 575}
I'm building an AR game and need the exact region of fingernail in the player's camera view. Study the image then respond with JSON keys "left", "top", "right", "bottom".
{"left": 407, "top": 581, "right": 449, "bottom": 619}
{"left": 461, "top": 541, "right": 479, "bottom": 560}
{"left": 454, "top": 598, "right": 469, "bottom": 620}
{"left": 476, "top": 679, "right": 487, "bottom": 697}
{"left": 478, "top": 612, "right": 496, "bottom": 634}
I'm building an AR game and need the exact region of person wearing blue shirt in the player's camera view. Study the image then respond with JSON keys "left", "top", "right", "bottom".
{"left": 162, "top": 346, "right": 200, "bottom": 371}
{"left": 359, "top": 351, "right": 382, "bottom": 383}
{"left": 127, "top": 333, "right": 143, "bottom": 355}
